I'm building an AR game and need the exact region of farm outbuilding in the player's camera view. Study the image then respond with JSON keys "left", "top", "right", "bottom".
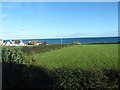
{"left": 28, "top": 40, "right": 41, "bottom": 45}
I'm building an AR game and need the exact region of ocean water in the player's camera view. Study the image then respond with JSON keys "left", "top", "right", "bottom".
{"left": 4, "top": 37, "right": 119, "bottom": 44}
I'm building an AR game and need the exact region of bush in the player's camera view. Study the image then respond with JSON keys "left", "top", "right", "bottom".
{"left": 103, "top": 68, "right": 120, "bottom": 88}
{"left": 21, "top": 46, "right": 33, "bottom": 55}
{"left": 52, "top": 67, "right": 119, "bottom": 89}
{"left": 2, "top": 48, "right": 24, "bottom": 64}
{"left": 2, "top": 62, "right": 53, "bottom": 88}
{"left": 21, "top": 44, "right": 74, "bottom": 54}
{"left": 2, "top": 63, "right": 119, "bottom": 89}
{"left": 43, "top": 42, "right": 48, "bottom": 45}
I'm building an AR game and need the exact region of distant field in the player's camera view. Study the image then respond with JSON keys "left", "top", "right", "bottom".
{"left": 30, "top": 44, "right": 118, "bottom": 70}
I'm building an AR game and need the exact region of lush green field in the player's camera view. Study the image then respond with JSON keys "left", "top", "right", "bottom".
{"left": 2, "top": 44, "right": 119, "bottom": 88}
{"left": 29, "top": 44, "right": 118, "bottom": 70}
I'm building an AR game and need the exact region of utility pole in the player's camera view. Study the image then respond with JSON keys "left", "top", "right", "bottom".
{"left": 61, "top": 38, "right": 62, "bottom": 45}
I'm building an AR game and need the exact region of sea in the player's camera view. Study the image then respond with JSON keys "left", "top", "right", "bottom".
{"left": 4, "top": 37, "right": 120, "bottom": 44}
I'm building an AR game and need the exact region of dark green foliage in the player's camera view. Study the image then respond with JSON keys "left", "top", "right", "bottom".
{"left": 82, "top": 42, "right": 120, "bottom": 45}
{"left": 2, "top": 48, "right": 24, "bottom": 64}
{"left": 21, "top": 44, "right": 74, "bottom": 54}
{"left": 43, "top": 42, "right": 48, "bottom": 45}
{"left": 2, "top": 62, "right": 53, "bottom": 88}
{"left": 103, "top": 68, "right": 120, "bottom": 88}
{"left": 52, "top": 67, "right": 119, "bottom": 89}
{"left": 21, "top": 46, "right": 33, "bottom": 55}
{"left": 3, "top": 63, "right": 119, "bottom": 89}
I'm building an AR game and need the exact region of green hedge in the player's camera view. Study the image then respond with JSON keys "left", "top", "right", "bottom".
{"left": 3, "top": 63, "right": 119, "bottom": 89}
{"left": 52, "top": 67, "right": 119, "bottom": 89}
{"left": 2, "top": 48, "right": 24, "bottom": 64}
{"left": 21, "top": 44, "right": 75, "bottom": 54}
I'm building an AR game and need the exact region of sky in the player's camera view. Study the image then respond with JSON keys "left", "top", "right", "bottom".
{"left": 1, "top": 2, "right": 118, "bottom": 39}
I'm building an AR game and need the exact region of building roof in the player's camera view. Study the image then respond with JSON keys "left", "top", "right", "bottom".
{"left": 29, "top": 40, "right": 40, "bottom": 43}
{"left": 74, "top": 41, "right": 80, "bottom": 43}
{"left": 10, "top": 40, "right": 22, "bottom": 44}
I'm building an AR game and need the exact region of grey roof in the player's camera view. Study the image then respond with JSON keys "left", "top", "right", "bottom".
{"left": 10, "top": 40, "right": 21, "bottom": 44}
{"left": 29, "top": 40, "right": 40, "bottom": 43}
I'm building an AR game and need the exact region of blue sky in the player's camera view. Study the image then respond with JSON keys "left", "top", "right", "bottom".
{"left": 1, "top": 2, "right": 118, "bottom": 39}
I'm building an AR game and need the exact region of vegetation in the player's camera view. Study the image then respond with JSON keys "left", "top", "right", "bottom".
{"left": 2, "top": 48, "right": 24, "bottom": 64}
{"left": 52, "top": 67, "right": 119, "bottom": 88}
{"left": 32, "top": 44, "right": 118, "bottom": 70}
{"left": 21, "top": 44, "right": 75, "bottom": 54}
{"left": 2, "top": 44, "right": 119, "bottom": 89}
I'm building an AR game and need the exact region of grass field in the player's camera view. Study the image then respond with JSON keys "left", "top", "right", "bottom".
{"left": 2, "top": 44, "right": 119, "bottom": 88}
{"left": 28, "top": 44, "right": 118, "bottom": 70}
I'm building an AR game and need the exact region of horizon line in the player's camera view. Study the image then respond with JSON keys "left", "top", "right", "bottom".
{"left": 2, "top": 36, "right": 119, "bottom": 40}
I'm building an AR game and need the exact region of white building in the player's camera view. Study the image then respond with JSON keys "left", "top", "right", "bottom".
{"left": 0, "top": 39, "right": 3, "bottom": 45}
{"left": 6, "top": 40, "right": 25, "bottom": 46}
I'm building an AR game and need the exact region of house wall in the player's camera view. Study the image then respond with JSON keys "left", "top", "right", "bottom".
{"left": 6, "top": 42, "right": 11, "bottom": 46}
{"left": 19, "top": 42, "right": 25, "bottom": 46}
{"left": 0, "top": 40, "right": 3, "bottom": 45}
{"left": 6, "top": 40, "right": 25, "bottom": 46}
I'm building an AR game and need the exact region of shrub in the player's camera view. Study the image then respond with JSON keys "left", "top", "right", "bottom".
{"left": 21, "top": 44, "right": 74, "bottom": 54}
{"left": 103, "top": 68, "right": 120, "bottom": 88}
{"left": 2, "top": 62, "right": 53, "bottom": 88}
{"left": 2, "top": 48, "right": 24, "bottom": 64}
{"left": 21, "top": 46, "right": 33, "bottom": 55}
{"left": 43, "top": 42, "right": 48, "bottom": 45}
{"left": 52, "top": 67, "right": 119, "bottom": 89}
{"left": 2, "top": 63, "right": 119, "bottom": 89}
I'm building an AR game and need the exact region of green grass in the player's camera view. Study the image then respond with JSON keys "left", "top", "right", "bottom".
{"left": 29, "top": 44, "right": 118, "bottom": 70}
{"left": 2, "top": 44, "right": 119, "bottom": 88}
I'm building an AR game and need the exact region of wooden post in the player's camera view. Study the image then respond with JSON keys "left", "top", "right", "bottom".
{"left": 61, "top": 38, "right": 62, "bottom": 45}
